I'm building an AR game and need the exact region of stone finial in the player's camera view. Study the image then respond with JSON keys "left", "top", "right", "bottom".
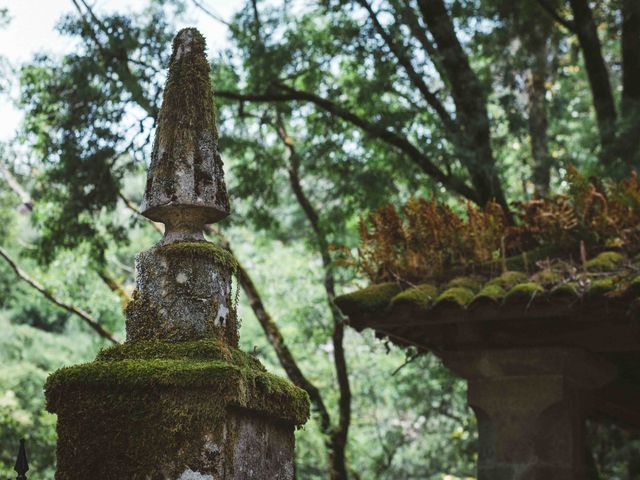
{"left": 141, "top": 28, "right": 230, "bottom": 244}
{"left": 127, "top": 28, "right": 237, "bottom": 344}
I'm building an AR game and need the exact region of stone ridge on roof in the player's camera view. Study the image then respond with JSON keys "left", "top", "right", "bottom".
{"left": 335, "top": 251, "right": 640, "bottom": 319}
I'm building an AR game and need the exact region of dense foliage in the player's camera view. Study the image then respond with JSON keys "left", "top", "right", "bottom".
{"left": 355, "top": 168, "right": 640, "bottom": 283}
{"left": 1, "top": 0, "right": 639, "bottom": 478}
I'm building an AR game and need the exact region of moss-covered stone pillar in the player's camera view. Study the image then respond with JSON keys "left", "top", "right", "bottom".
{"left": 45, "top": 28, "right": 309, "bottom": 480}
{"left": 443, "top": 348, "right": 615, "bottom": 480}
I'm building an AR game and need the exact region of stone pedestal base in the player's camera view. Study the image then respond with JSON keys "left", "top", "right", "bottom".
{"left": 45, "top": 340, "right": 309, "bottom": 480}
{"left": 443, "top": 348, "right": 616, "bottom": 480}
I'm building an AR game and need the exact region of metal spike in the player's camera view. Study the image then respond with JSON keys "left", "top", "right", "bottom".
{"left": 14, "top": 439, "right": 28, "bottom": 480}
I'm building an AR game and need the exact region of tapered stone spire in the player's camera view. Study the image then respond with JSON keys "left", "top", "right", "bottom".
{"left": 142, "top": 28, "right": 230, "bottom": 244}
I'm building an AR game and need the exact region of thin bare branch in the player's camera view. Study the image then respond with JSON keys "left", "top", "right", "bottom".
{"left": 0, "top": 163, "right": 33, "bottom": 211}
{"left": 535, "top": 0, "right": 576, "bottom": 33}
{"left": 0, "top": 246, "right": 118, "bottom": 344}
{"left": 191, "top": 0, "right": 232, "bottom": 26}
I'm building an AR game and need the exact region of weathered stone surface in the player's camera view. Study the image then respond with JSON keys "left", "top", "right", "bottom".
{"left": 45, "top": 342, "right": 309, "bottom": 480}
{"left": 141, "top": 28, "right": 229, "bottom": 233}
{"left": 50, "top": 397, "right": 295, "bottom": 480}
{"left": 443, "top": 348, "right": 616, "bottom": 480}
{"left": 126, "top": 243, "right": 237, "bottom": 344}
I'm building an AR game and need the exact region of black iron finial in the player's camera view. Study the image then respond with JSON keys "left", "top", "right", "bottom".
{"left": 14, "top": 439, "right": 28, "bottom": 480}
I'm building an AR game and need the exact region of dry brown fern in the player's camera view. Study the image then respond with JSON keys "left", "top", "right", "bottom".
{"left": 351, "top": 168, "right": 640, "bottom": 284}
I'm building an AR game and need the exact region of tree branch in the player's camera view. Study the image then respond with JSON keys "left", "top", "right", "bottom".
{"left": 2, "top": 164, "right": 134, "bottom": 307}
{"left": 71, "top": 0, "right": 158, "bottom": 118}
{"left": 216, "top": 86, "right": 480, "bottom": 204}
{"left": 0, "top": 247, "right": 118, "bottom": 343}
{"left": 355, "top": 0, "right": 457, "bottom": 135}
{"left": 0, "top": 163, "right": 33, "bottom": 211}
{"left": 535, "top": 0, "right": 577, "bottom": 33}
{"left": 191, "top": 0, "right": 232, "bottom": 27}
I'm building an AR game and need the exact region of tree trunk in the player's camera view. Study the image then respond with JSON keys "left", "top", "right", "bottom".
{"left": 568, "top": 0, "right": 617, "bottom": 163}
{"left": 526, "top": 21, "right": 552, "bottom": 195}
{"left": 417, "top": 0, "right": 510, "bottom": 216}
{"left": 278, "top": 121, "right": 351, "bottom": 480}
{"left": 619, "top": 0, "right": 640, "bottom": 168}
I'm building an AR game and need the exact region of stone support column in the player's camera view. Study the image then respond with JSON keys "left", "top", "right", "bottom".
{"left": 45, "top": 28, "right": 309, "bottom": 480}
{"left": 443, "top": 348, "right": 616, "bottom": 480}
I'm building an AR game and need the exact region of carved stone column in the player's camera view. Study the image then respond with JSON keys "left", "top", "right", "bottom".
{"left": 45, "top": 28, "right": 309, "bottom": 480}
{"left": 443, "top": 348, "right": 616, "bottom": 480}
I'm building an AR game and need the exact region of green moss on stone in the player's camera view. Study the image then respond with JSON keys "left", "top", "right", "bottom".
{"left": 434, "top": 287, "right": 475, "bottom": 308}
{"left": 46, "top": 339, "right": 309, "bottom": 478}
{"left": 444, "top": 276, "right": 483, "bottom": 292}
{"left": 47, "top": 343, "right": 309, "bottom": 427}
{"left": 334, "top": 282, "right": 403, "bottom": 316}
{"left": 586, "top": 278, "right": 616, "bottom": 298}
{"left": 97, "top": 339, "right": 261, "bottom": 371}
{"left": 156, "top": 241, "right": 237, "bottom": 273}
{"left": 586, "top": 251, "right": 625, "bottom": 272}
{"left": 473, "top": 284, "right": 505, "bottom": 304}
{"left": 503, "top": 282, "right": 545, "bottom": 304}
{"left": 390, "top": 284, "right": 438, "bottom": 311}
{"left": 549, "top": 282, "right": 580, "bottom": 299}
{"left": 488, "top": 245, "right": 558, "bottom": 273}
{"left": 158, "top": 28, "right": 217, "bottom": 144}
{"left": 486, "top": 271, "right": 528, "bottom": 290}
{"left": 530, "top": 269, "right": 562, "bottom": 288}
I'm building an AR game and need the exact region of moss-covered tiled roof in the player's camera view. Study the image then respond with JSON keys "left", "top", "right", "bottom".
{"left": 337, "top": 251, "right": 639, "bottom": 320}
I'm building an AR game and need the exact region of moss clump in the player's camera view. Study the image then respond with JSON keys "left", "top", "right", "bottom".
{"left": 433, "top": 287, "right": 475, "bottom": 308}
{"left": 444, "top": 276, "right": 483, "bottom": 292}
{"left": 97, "top": 339, "right": 261, "bottom": 371}
{"left": 473, "top": 284, "right": 505, "bottom": 304}
{"left": 586, "top": 251, "right": 625, "bottom": 272}
{"left": 156, "top": 241, "right": 238, "bottom": 273}
{"left": 549, "top": 282, "right": 580, "bottom": 299}
{"left": 47, "top": 342, "right": 308, "bottom": 426}
{"left": 530, "top": 269, "right": 562, "bottom": 288}
{"left": 161, "top": 28, "right": 217, "bottom": 140}
{"left": 498, "top": 245, "right": 559, "bottom": 273}
{"left": 390, "top": 284, "right": 438, "bottom": 311}
{"left": 46, "top": 360, "right": 307, "bottom": 422}
{"left": 586, "top": 278, "right": 616, "bottom": 299}
{"left": 486, "top": 271, "right": 528, "bottom": 290}
{"left": 503, "top": 282, "right": 545, "bottom": 304}
{"left": 335, "top": 282, "right": 403, "bottom": 316}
